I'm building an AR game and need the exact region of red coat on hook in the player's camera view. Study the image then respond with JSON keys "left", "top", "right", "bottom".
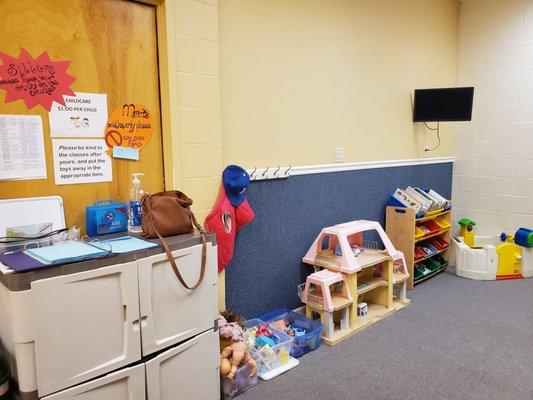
{"left": 205, "top": 165, "right": 255, "bottom": 272}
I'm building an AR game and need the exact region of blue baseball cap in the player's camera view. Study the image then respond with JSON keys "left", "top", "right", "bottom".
{"left": 222, "top": 165, "right": 250, "bottom": 206}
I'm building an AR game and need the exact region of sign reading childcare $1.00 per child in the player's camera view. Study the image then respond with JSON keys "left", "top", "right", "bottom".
{"left": 52, "top": 139, "right": 112, "bottom": 185}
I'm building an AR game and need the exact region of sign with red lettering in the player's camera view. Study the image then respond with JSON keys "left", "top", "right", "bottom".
{"left": 105, "top": 104, "right": 153, "bottom": 154}
{"left": 0, "top": 49, "right": 76, "bottom": 111}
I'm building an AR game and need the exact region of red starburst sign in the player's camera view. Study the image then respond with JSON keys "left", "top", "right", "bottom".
{"left": 0, "top": 49, "right": 76, "bottom": 111}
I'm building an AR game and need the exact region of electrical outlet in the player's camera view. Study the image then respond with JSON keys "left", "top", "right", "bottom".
{"left": 335, "top": 147, "right": 344, "bottom": 163}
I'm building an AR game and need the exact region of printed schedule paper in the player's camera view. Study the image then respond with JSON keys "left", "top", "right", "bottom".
{"left": 0, "top": 114, "right": 47, "bottom": 180}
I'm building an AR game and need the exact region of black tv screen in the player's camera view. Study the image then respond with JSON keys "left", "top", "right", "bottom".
{"left": 413, "top": 87, "right": 474, "bottom": 122}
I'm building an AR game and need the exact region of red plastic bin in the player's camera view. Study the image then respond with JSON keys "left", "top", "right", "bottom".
{"left": 417, "top": 220, "right": 441, "bottom": 236}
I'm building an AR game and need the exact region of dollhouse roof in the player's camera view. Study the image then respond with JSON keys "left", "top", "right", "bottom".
{"left": 302, "top": 220, "right": 406, "bottom": 274}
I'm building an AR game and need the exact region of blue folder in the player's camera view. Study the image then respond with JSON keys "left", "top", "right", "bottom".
{"left": 93, "top": 236, "right": 158, "bottom": 254}
{"left": 24, "top": 242, "right": 109, "bottom": 265}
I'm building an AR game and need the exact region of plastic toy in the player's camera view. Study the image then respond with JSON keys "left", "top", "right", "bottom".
{"left": 255, "top": 335, "right": 276, "bottom": 348}
{"left": 458, "top": 218, "right": 476, "bottom": 247}
{"left": 255, "top": 324, "right": 272, "bottom": 337}
{"left": 454, "top": 226, "right": 533, "bottom": 281}
{"left": 300, "top": 220, "right": 410, "bottom": 345}
{"left": 357, "top": 302, "right": 368, "bottom": 317}
{"left": 218, "top": 315, "right": 258, "bottom": 380}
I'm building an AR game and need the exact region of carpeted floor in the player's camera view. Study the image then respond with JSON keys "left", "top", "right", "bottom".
{"left": 240, "top": 271, "right": 533, "bottom": 400}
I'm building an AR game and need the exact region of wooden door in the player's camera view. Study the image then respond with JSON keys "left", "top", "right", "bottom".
{"left": 0, "top": 0, "right": 165, "bottom": 230}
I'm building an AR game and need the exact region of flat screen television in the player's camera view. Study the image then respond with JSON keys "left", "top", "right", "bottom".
{"left": 413, "top": 87, "right": 474, "bottom": 122}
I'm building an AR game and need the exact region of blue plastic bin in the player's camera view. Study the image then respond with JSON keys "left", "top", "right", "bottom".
{"left": 258, "top": 309, "right": 323, "bottom": 357}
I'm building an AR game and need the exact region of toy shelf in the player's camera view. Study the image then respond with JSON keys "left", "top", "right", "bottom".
{"left": 386, "top": 206, "right": 452, "bottom": 289}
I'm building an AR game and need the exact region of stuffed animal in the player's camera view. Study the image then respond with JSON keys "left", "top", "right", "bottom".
{"left": 218, "top": 314, "right": 258, "bottom": 380}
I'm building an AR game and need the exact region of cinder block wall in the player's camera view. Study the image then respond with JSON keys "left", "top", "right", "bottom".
{"left": 174, "top": 0, "right": 225, "bottom": 309}
{"left": 454, "top": 0, "right": 533, "bottom": 235}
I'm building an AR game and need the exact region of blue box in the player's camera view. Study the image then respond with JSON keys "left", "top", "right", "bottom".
{"left": 258, "top": 309, "right": 323, "bottom": 358}
{"left": 86, "top": 200, "right": 128, "bottom": 237}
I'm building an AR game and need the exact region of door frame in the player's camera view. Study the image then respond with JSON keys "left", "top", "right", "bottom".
{"left": 136, "top": 0, "right": 182, "bottom": 190}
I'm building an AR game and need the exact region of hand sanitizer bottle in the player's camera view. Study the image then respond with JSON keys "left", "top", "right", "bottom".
{"left": 128, "top": 173, "right": 144, "bottom": 233}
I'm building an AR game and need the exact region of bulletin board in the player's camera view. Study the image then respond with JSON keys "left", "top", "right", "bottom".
{"left": 0, "top": 0, "right": 165, "bottom": 231}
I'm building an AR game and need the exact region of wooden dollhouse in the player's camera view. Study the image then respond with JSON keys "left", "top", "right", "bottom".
{"left": 300, "top": 220, "right": 410, "bottom": 345}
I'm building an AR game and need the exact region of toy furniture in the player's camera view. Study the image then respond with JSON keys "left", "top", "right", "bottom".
{"left": 454, "top": 227, "right": 533, "bottom": 281}
{"left": 386, "top": 206, "right": 452, "bottom": 287}
{"left": 301, "top": 269, "right": 352, "bottom": 312}
{"left": 300, "top": 220, "right": 410, "bottom": 345}
{"left": 300, "top": 270, "right": 352, "bottom": 342}
{"left": 0, "top": 233, "right": 220, "bottom": 400}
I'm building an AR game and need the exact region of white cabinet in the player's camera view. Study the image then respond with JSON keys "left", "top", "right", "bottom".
{"left": 145, "top": 329, "right": 220, "bottom": 400}
{"left": 41, "top": 364, "right": 145, "bottom": 400}
{"left": 138, "top": 243, "right": 218, "bottom": 356}
{"left": 0, "top": 235, "right": 219, "bottom": 400}
{"left": 30, "top": 262, "right": 141, "bottom": 397}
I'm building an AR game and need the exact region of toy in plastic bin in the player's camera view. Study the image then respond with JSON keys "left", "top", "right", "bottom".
{"left": 258, "top": 309, "right": 324, "bottom": 358}
{"left": 86, "top": 200, "right": 128, "bottom": 237}
{"left": 218, "top": 313, "right": 258, "bottom": 380}
{"left": 245, "top": 318, "right": 298, "bottom": 380}
{"left": 221, "top": 361, "right": 259, "bottom": 400}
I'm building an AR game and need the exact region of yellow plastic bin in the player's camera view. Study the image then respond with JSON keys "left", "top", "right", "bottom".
{"left": 415, "top": 226, "right": 426, "bottom": 240}
{"left": 435, "top": 218, "right": 451, "bottom": 230}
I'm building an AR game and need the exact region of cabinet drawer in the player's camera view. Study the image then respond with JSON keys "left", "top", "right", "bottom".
{"left": 138, "top": 243, "right": 217, "bottom": 356}
{"left": 41, "top": 364, "right": 145, "bottom": 400}
{"left": 30, "top": 262, "right": 141, "bottom": 396}
{"left": 145, "top": 329, "right": 219, "bottom": 400}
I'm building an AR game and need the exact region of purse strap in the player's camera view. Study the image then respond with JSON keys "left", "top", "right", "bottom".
{"left": 146, "top": 196, "right": 207, "bottom": 290}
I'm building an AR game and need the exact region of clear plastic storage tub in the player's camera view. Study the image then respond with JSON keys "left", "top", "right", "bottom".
{"left": 258, "top": 309, "right": 323, "bottom": 357}
{"left": 220, "top": 362, "right": 259, "bottom": 400}
{"left": 245, "top": 318, "right": 293, "bottom": 373}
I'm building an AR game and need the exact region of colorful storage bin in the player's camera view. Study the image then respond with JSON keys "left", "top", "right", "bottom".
{"left": 435, "top": 217, "right": 451, "bottom": 230}
{"left": 415, "top": 226, "right": 426, "bottom": 239}
{"left": 429, "top": 236, "right": 449, "bottom": 251}
{"left": 245, "top": 319, "right": 293, "bottom": 374}
{"left": 258, "top": 309, "right": 323, "bottom": 358}
{"left": 417, "top": 220, "right": 441, "bottom": 236}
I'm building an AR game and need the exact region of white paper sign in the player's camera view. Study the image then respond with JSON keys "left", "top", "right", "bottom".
{"left": 52, "top": 139, "right": 112, "bottom": 185}
{"left": 0, "top": 114, "right": 47, "bottom": 180}
{"left": 49, "top": 92, "right": 108, "bottom": 137}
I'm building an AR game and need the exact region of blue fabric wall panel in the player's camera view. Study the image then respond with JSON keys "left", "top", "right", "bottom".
{"left": 226, "top": 162, "right": 453, "bottom": 318}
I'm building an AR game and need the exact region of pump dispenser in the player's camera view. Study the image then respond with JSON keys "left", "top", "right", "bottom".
{"left": 128, "top": 173, "right": 144, "bottom": 232}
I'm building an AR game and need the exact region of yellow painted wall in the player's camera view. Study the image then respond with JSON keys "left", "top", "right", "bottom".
{"left": 167, "top": 0, "right": 459, "bottom": 311}
{"left": 219, "top": 0, "right": 459, "bottom": 167}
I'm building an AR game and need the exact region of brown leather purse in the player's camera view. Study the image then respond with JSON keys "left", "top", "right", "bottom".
{"left": 141, "top": 191, "right": 206, "bottom": 290}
